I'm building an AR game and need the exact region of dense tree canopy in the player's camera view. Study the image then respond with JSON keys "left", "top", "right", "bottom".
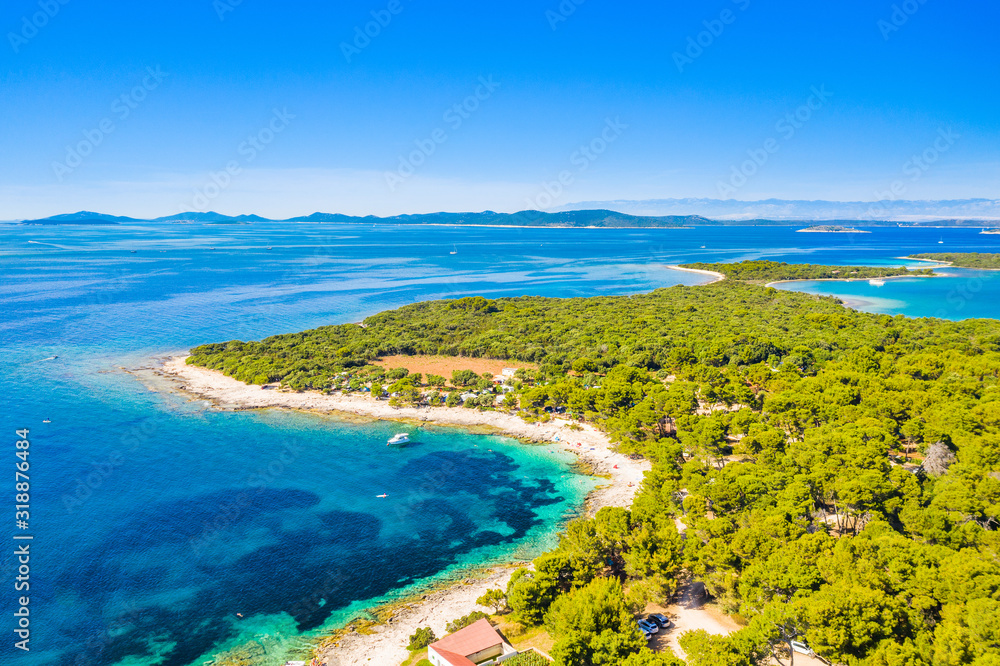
{"left": 909, "top": 253, "right": 1000, "bottom": 269}
{"left": 679, "top": 260, "right": 931, "bottom": 283}
{"left": 189, "top": 272, "right": 1000, "bottom": 665}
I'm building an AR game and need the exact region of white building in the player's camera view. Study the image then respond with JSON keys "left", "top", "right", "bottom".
{"left": 427, "top": 618, "right": 515, "bottom": 666}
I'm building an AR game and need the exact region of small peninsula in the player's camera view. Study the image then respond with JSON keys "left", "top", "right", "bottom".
{"left": 796, "top": 224, "right": 869, "bottom": 233}
{"left": 678, "top": 260, "right": 931, "bottom": 284}
{"left": 180, "top": 266, "right": 1000, "bottom": 666}
{"left": 908, "top": 252, "right": 1000, "bottom": 269}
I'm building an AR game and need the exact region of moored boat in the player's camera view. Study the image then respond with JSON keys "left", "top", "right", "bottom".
{"left": 387, "top": 433, "right": 410, "bottom": 446}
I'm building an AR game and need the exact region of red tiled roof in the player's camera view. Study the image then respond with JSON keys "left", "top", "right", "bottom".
{"left": 429, "top": 618, "right": 503, "bottom": 660}
{"left": 432, "top": 647, "right": 476, "bottom": 666}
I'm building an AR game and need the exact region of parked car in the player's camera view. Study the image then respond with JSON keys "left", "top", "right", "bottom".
{"left": 790, "top": 640, "right": 814, "bottom": 655}
{"left": 648, "top": 613, "right": 672, "bottom": 629}
{"left": 635, "top": 626, "right": 652, "bottom": 641}
{"left": 637, "top": 619, "right": 658, "bottom": 634}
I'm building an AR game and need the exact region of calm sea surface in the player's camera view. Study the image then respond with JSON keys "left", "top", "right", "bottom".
{"left": 1, "top": 222, "right": 998, "bottom": 666}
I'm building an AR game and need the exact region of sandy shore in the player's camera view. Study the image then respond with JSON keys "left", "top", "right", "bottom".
{"left": 764, "top": 272, "right": 938, "bottom": 288}
{"left": 900, "top": 256, "right": 1000, "bottom": 271}
{"left": 155, "top": 356, "right": 649, "bottom": 666}
{"left": 795, "top": 227, "right": 869, "bottom": 233}
{"left": 900, "top": 256, "right": 954, "bottom": 266}
{"left": 830, "top": 295, "right": 888, "bottom": 312}
{"left": 158, "top": 357, "right": 645, "bottom": 511}
{"left": 665, "top": 265, "right": 725, "bottom": 284}
{"left": 316, "top": 566, "right": 520, "bottom": 666}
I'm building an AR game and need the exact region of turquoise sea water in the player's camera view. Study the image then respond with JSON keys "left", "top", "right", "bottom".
{"left": 771, "top": 266, "right": 1000, "bottom": 320}
{"left": 2, "top": 222, "right": 999, "bottom": 666}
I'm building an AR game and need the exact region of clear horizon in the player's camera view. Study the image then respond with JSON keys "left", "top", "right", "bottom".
{"left": 2, "top": 0, "right": 998, "bottom": 219}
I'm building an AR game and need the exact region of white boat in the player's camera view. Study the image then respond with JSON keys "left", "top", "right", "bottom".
{"left": 869, "top": 278, "right": 885, "bottom": 286}
{"left": 387, "top": 433, "right": 410, "bottom": 446}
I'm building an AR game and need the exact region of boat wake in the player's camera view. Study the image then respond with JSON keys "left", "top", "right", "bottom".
{"left": 27, "top": 355, "right": 59, "bottom": 364}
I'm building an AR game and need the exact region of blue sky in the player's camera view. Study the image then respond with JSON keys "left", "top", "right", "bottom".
{"left": 1, "top": 0, "right": 998, "bottom": 218}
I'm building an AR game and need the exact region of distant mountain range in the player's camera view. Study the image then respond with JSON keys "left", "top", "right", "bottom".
{"left": 11, "top": 200, "right": 1000, "bottom": 227}
{"left": 15, "top": 209, "right": 709, "bottom": 227}
{"left": 17, "top": 210, "right": 272, "bottom": 225}
{"left": 555, "top": 198, "right": 1000, "bottom": 222}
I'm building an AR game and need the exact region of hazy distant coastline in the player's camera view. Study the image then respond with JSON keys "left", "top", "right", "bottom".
{"left": 557, "top": 197, "right": 1000, "bottom": 222}
{"left": 796, "top": 225, "right": 870, "bottom": 233}
{"left": 16, "top": 204, "right": 1000, "bottom": 228}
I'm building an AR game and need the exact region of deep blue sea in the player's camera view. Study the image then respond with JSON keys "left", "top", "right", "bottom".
{"left": 1, "top": 222, "right": 999, "bottom": 666}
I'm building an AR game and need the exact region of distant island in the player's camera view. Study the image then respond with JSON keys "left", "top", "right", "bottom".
{"left": 796, "top": 225, "right": 869, "bottom": 233}
{"left": 12, "top": 208, "right": 1000, "bottom": 228}
{"left": 679, "top": 260, "right": 931, "bottom": 283}
{"left": 908, "top": 253, "right": 1000, "bottom": 269}
{"left": 20, "top": 217, "right": 120, "bottom": 225}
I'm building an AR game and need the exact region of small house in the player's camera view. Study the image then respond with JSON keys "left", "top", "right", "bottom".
{"left": 427, "top": 618, "right": 514, "bottom": 666}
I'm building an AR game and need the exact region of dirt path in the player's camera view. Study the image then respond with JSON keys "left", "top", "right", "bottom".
{"left": 652, "top": 580, "right": 828, "bottom": 665}
{"left": 652, "top": 581, "right": 740, "bottom": 658}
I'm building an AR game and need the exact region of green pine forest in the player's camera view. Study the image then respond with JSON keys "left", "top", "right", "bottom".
{"left": 679, "top": 260, "right": 932, "bottom": 283}
{"left": 908, "top": 253, "right": 1000, "bottom": 270}
{"left": 188, "top": 262, "right": 1000, "bottom": 666}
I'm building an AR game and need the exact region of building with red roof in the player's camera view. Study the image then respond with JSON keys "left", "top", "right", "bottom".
{"left": 426, "top": 618, "right": 515, "bottom": 666}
